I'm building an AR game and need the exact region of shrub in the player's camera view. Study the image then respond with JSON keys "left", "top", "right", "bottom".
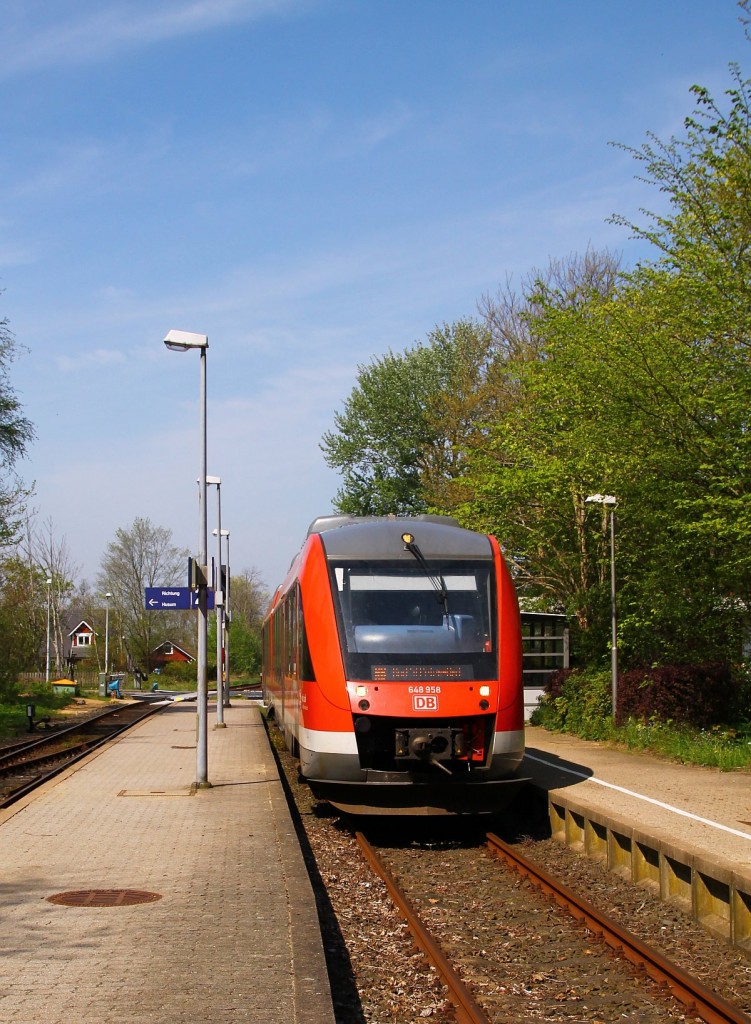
{"left": 617, "top": 663, "right": 738, "bottom": 728}
{"left": 531, "top": 668, "right": 613, "bottom": 739}
{"left": 158, "top": 661, "right": 198, "bottom": 685}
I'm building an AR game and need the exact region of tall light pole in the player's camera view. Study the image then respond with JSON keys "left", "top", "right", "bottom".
{"left": 586, "top": 494, "right": 618, "bottom": 720}
{"left": 206, "top": 476, "right": 225, "bottom": 727}
{"left": 104, "top": 592, "right": 112, "bottom": 675}
{"left": 45, "top": 577, "right": 52, "bottom": 683}
{"left": 164, "top": 329, "right": 210, "bottom": 788}
{"left": 213, "top": 528, "right": 230, "bottom": 706}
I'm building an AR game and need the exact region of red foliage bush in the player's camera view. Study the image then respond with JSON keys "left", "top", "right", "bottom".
{"left": 617, "top": 663, "right": 737, "bottom": 728}
{"left": 543, "top": 668, "right": 572, "bottom": 700}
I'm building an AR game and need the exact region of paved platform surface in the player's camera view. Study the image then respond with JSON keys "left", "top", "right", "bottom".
{"left": 0, "top": 701, "right": 335, "bottom": 1024}
{"left": 523, "top": 725, "right": 751, "bottom": 880}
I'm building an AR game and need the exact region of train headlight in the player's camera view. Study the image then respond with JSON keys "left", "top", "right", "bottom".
{"left": 358, "top": 699, "right": 370, "bottom": 711}
{"left": 356, "top": 685, "right": 368, "bottom": 697}
{"left": 479, "top": 686, "right": 490, "bottom": 697}
{"left": 479, "top": 699, "right": 489, "bottom": 710}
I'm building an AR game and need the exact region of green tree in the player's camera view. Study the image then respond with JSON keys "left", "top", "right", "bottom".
{"left": 596, "top": 60, "right": 751, "bottom": 663}
{"left": 452, "top": 254, "right": 624, "bottom": 624}
{"left": 451, "top": 55, "right": 751, "bottom": 670}
{"left": 0, "top": 311, "right": 34, "bottom": 550}
{"left": 207, "top": 567, "right": 267, "bottom": 679}
{"left": 98, "top": 518, "right": 189, "bottom": 674}
{"left": 0, "top": 556, "right": 49, "bottom": 695}
{"left": 321, "top": 321, "right": 495, "bottom": 515}
{"left": 225, "top": 568, "right": 267, "bottom": 677}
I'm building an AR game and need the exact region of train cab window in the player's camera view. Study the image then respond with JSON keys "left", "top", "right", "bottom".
{"left": 329, "top": 560, "right": 497, "bottom": 682}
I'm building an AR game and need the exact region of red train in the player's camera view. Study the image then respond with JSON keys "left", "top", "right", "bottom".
{"left": 262, "top": 514, "right": 525, "bottom": 814}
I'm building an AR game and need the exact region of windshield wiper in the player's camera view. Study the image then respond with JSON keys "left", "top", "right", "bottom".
{"left": 401, "top": 532, "right": 448, "bottom": 612}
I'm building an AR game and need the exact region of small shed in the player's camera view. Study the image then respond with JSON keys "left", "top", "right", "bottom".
{"left": 51, "top": 679, "right": 78, "bottom": 697}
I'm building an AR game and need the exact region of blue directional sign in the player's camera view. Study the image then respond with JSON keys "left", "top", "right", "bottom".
{"left": 145, "top": 587, "right": 214, "bottom": 610}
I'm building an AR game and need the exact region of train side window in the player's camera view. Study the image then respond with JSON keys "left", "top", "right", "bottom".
{"left": 301, "top": 628, "right": 315, "bottom": 680}
{"left": 298, "top": 584, "right": 316, "bottom": 682}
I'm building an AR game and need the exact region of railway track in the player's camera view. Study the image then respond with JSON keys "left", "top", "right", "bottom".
{"left": 0, "top": 701, "right": 168, "bottom": 808}
{"left": 358, "top": 829, "right": 751, "bottom": 1024}
{"left": 483, "top": 831, "right": 748, "bottom": 1024}
{"left": 356, "top": 830, "right": 490, "bottom": 1024}
{"left": 267, "top": 713, "right": 751, "bottom": 1023}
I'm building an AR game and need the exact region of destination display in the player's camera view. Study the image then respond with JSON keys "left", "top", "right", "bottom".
{"left": 371, "top": 664, "right": 472, "bottom": 682}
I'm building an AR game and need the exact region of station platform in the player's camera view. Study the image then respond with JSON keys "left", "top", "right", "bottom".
{"left": 523, "top": 726, "right": 751, "bottom": 952}
{"left": 0, "top": 701, "right": 335, "bottom": 1024}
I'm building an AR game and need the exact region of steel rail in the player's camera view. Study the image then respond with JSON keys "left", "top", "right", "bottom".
{"left": 0, "top": 703, "right": 155, "bottom": 769}
{"left": 486, "top": 832, "right": 750, "bottom": 1024}
{"left": 0, "top": 702, "right": 168, "bottom": 809}
{"left": 355, "top": 831, "right": 491, "bottom": 1024}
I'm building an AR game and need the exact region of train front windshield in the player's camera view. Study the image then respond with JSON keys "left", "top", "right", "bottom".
{"left": 329, "top": 560, "right": 498, "bottom": 682}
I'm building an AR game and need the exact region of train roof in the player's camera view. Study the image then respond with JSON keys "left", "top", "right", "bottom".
{"left": 307, "top": 514, "right": 493, "bottom": 561}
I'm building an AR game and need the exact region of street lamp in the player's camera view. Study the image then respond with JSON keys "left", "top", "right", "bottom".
{"left": 104, "top": 592, "right": 112, "bottom": 675}
{"left": 213, "top": 528, "right": 230, "bottom": 706}
{"left": 45, "top": 577, "right": 52, "bottom": 683}
{"left": 164, "top": 328, "right": 211, "bottom": 788}
{"left": 586, "top": 494, "right": 618, "bottom": 720}
{"left": 206, "top": 476, "right": 225, "bottom": 727}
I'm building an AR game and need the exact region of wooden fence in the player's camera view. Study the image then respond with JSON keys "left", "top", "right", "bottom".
{"left": 19, "top": 670, "right": 107, "bottom": 692}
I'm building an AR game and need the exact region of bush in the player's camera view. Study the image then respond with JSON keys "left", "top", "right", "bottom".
{"left": 530, "top": 668, "right": 613, "bottom": 739}
{"left": 617, "top": 663, "right": 738, "bottom": 728}
{"left": 158, "top": 661, "right": 198, "bottom": 686}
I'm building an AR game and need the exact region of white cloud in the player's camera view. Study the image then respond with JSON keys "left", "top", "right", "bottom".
{"left": 3, "top": 0, "right": 312, "bottom": 78}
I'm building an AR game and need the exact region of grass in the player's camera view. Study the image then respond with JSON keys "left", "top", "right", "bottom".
{"left": 0, "top": 674, "right": 262, "bottom": 744}
{"left": 611, "top": 718, "right": 751, "bottom": 770}
{"left": 0, "top": 685, "right": 93, "bottom": 742}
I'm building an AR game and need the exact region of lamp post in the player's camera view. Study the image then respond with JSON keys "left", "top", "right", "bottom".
{"left": 206, "top": 476, "right": 225, "bottom": 727}
{"left": 213, "top": 528, "right": 230, "bottom": 706}
{"left": 45, "top": 577, "right": 52, "bottom": 682}
{"left": 104, "top": 592, "right": 112, "bottom": 675}
{"left": 164, "top": 328, "right": 210, "bottom": 788}
{"left": 586, "top": 493, "right": 618, "bottom": 720}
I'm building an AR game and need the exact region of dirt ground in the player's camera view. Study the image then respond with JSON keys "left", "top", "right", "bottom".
{"left": 57, "top": 697, "right": 110, "bottom": 715}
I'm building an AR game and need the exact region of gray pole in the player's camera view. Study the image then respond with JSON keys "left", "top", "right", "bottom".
{"left": 45, "top": 577, "right": 52, "bottom": 683}
{"left": 585, "top": 493, "right": 618, "bottom": 723}
{"left": 163, "top": 330, "right": 210, "bottom": 787}
{"left": 610, "top": 508, "right": 618, "bottom": 723}
{"left": 215, "top": 483, "right": 225, "bottom": 727}
{"left": 104, "top": 593, "right": 111, "bottom": 675}
{"left": 224, "top": 532, "right": 231, "bottom": 707}
{"left": 196, "top": 345, "right": 209, "bottom": 786}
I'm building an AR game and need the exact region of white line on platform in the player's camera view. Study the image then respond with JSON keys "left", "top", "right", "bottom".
{"left": 525, "top": 751, "right": 751, "bottom": 841}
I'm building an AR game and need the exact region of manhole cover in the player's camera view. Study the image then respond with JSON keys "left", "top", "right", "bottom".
{"left": 46, "top": 889, "right": 162, "bottom": 907}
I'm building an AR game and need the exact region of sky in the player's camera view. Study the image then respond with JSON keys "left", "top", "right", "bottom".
{"left": 1, "top": 0, "right": 748, "bottom": 598}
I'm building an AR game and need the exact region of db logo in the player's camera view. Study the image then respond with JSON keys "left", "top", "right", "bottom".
{"left": 413, "top": 695, "right": 439, "bottom": 711}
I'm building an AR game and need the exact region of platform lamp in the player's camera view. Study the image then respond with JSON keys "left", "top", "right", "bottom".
{"left": 164, "top": 329, "right": 211, "bottom": 788}
{"left": 586, "top": 493, "right": 618, "bottom": 720}
{"left": 206, "top": 476, "right": 225, "bottom": 727}
{"left": 104, "top": 592, "right": 112, "bottom": 675}
{"left": 45, "top": 576, "right": 52, "bottom": 683}
{"left": 213, "top": 528, "right": 230, "bottom": 706}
